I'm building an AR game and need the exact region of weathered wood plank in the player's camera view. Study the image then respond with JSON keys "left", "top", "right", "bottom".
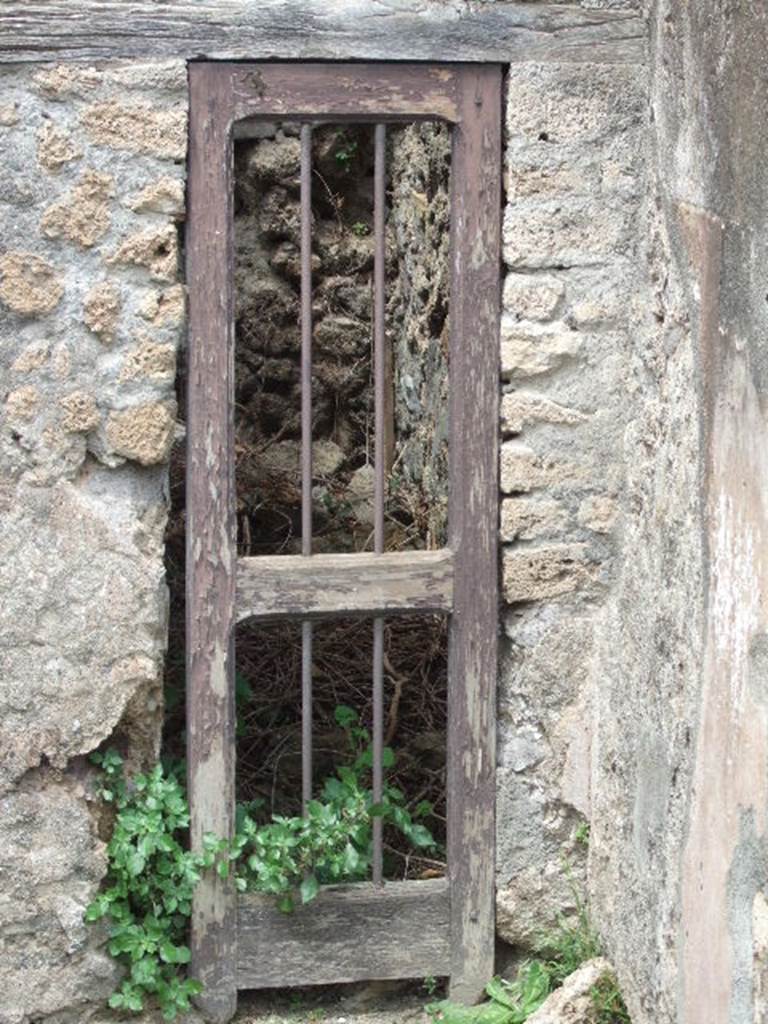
{"left": 230, "top": 63, "right": 460, "bottom": 124}
{"left": 236, "top": 549, "right": 454, "bottom": 622}
{"left": 0, "top": 1, "right": 645, "bottom": 64}
{"left": 186, "top": 64, "right": 237, "bottom": 1023}
{"left": 237, "top": 879, "right": 451, "bottom": 987}
{"left": 446, "top": 66, "right": 501, "bottom": 1003}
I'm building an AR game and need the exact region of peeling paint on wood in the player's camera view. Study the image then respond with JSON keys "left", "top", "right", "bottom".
{"left": 186, "top": 63, "right": 237, "bottom": 1023}
{"left": 236, "top": 550, "right": 454, "bottom": 622}
{"left": 186, "top": 61, "right": 501, "bottom": 1012}
{"left": 447, "top": 65, "right": 501, "bottom": 1004}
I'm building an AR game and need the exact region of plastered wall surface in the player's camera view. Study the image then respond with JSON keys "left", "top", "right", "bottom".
{"left": 0, "top": 2, "right": 766, "bottom": 1023}
{"left": 588, "top": 4, "right": 768, "bottom": 1023}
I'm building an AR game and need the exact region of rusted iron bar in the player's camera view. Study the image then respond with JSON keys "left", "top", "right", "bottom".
{"left": 300, "top": 123, "right": 313, "bottom": 812}
{"left": 372, "top": 122, "right": 387, "bottom": 884}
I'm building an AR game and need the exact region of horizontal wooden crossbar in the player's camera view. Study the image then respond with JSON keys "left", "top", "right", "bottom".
{"left": 237, "top": 878, "right": 450, "bottom": 987}
{"left": 230, "top": 63, "right": 462, "bottom": 124}
{"left": 236, "top": 549, "right": 454, "bottom": 622}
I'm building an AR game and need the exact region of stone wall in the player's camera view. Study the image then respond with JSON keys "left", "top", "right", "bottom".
{"left": 0, "top": 60, "right": 187, "bottom": 1024}
{"left": 496, "top": 58, "right": 645, "bottom": 948}
{"left": 2, "top": 4, "right": 768, "bottom": 1023}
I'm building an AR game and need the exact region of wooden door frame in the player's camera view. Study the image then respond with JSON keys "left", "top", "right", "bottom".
{"left": 186, "top": 61, "right": 501, "bottom": 1021}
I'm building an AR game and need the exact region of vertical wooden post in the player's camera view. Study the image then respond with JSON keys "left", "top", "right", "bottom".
{"left": 186, "top": 63, "right": 237, "bottom": 1023}
{"left": 447, "top": 65, "right": 502, "bottom": 1004}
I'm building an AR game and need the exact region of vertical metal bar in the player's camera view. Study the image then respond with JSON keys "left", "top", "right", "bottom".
{"left": 373, "top": 123, "right": 387, "bottom": 556}
{"left": 300, "top": 123, "right": 313, "bottom": 813}
{"left": 372, "top": 122, "right": 387, "bottom": 885}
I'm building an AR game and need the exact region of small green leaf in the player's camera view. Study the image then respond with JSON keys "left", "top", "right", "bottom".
{"left": 278, "top": 894, "right": 295, "bottom": 914}
{"left": 334, "top": 705, "right": 358, "bottom": 729}
{"left": 159, "top": 941, "right": 177, "bottom": 964}
{"left": 300, "top": 874, "right": 320, "bottom": 904}
{"left": 407, "top": 824, "right": 435, "bottom": 848}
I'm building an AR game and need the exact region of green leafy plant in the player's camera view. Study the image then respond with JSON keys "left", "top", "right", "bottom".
{"left": 427, "top": 962, "right": 551, "bottom": 1024}
{"left": 428, "top": 885, "right": 627, "bottom": 1024}
{"left": 538, "top": 883, "right": 601, "bottom": 988}
{"left": 589, "top": 973, "right": 631, "bottom": 1024}
{"left": 87, "top": 707, "right": 437, "bottom": 1018}
{"left": 209, "top": 705, "right": 437, "bottom": 913}
{"left": 85, "top": 752, "right": 204, "bottom": 1020}
{"left": 334, "top": 132, "right": 359, "bottom": 168}
{"left": 574, "top": 821, "right": 591, "bottom": 847}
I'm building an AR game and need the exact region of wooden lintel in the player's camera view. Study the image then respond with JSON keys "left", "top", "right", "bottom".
{"left": 0, "top": 2, "right": 645, "bottom": 65}
{"left": 230, "top": 62, "right": 462, "bottom": 124}
{"left": 237, "top": 878, "right": 451, "bottom": 988}
{"left": 236, "top": 549, "right": 454, "bottom": 623}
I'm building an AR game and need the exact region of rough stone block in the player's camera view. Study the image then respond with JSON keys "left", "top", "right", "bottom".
{"left": 496, "top": 859, "right": 588, "bottom": 949}
{"left": 11, "top": 341, "right": 51, "bottom": 374}
{"left": 83, "top": 280, "right": 121, "bottom": 343}
{"left": 501, "top": 390, "right": 588, "bottom": 433}
{"left": 501, "top": 497, "right": 569, "bottom": 542}
{"left": 129, "top": 176, "right": 186, "bottom": 218}
{"left": 508, "top": 157, "right": 595, "bottom": 200}
{"left": 81, "top": 100, "right": 187, "bottom": 159}
{"left": 0, "top": 475, "right": 167, "bottom": 787}
{"left": 32, "top": 63, "right": 102, "bottom": 100}
{"left": 503, "top": 195, "right": 633, "bottom": 269}
{"left": 60, "top": 392, "right": 100, "bottom": 433}
{"left": 500, "top": 441, "right": 581, "bottom": 494}
{"left": 108, "top": 224, "right": 178, "bottom": 282}
{"left": 501, "top": 318, "right": 583, "bottom": 377}
{"left": 0, "top": 251, "right": 63, "bottom": 316}
{"left": 259, "top": 439, "right": 345, "bottom": 479}
{"left": 503, "top": 543, "right": 594, "bottom": 602}
{"left": 0, "top": 103, "right": 20, "bottom": 126}
{"left": 4, "top": 385, "right": 40, "bottom": 424}
{"left": 577, "top": 494, "right": 619, "bottom": 533}
{"left": 0, "top": 781, "right": 119, "bottom": 1022}
{"left": 506, "top": 63, "right": 644, "bottom": 145}
{"left": 119, "top": 338, "right": 176, "bottom": 382}
{"left": 245, "top": 134, "right": 302, "bottom": 185}
{"left": 137, "top": 284, "right": 185, "bottom": 326}
{"left": 106, "top": 402, "right": 176, "bottom": 465}
{"left": 37, "top": 122, "right": 81, "bottom": 172}
{"left": 500, "top": 441, "right": 545, "bottom": 494}
{"left": 526, "top": 958, "right": 615, "bottom": 1023}
{"left": 503, "top": 273, "right": 565, "bottom": 322}
{"left": 41, "top": 169, "right": 114, "bottom": 248}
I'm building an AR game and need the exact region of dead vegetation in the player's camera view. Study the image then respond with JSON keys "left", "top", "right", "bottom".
{"left": 163, "top": 121, "right": 451, "bottom": 872}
